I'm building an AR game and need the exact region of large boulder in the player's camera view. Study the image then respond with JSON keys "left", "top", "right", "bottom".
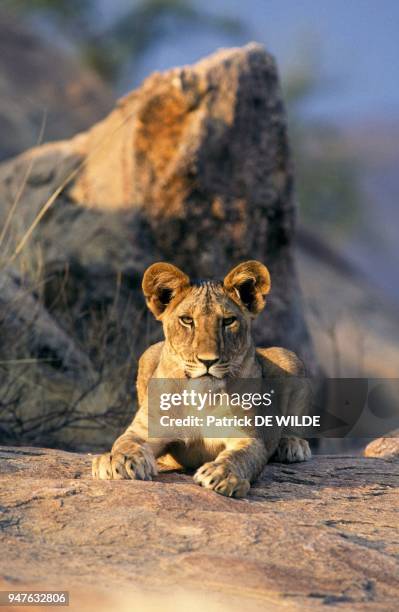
{"left": 0, "top": 44, "right": 316, "bottom": 447}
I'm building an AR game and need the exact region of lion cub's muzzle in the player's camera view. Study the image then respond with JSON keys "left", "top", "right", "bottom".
{"left": 185, "top": 356, "right": 231, "bottom": 379}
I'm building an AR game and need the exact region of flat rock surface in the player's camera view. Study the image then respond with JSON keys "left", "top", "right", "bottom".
{"left": 0, "top": 447, "right": 398, "bottom": 611}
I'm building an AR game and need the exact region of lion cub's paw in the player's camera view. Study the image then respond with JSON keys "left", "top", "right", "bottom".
{"left": 274, "top": 437, "right": 311, "bottom": 463}
{"left": 92, "top": 444, "right": 157, "bottom": 480}
{"left": 193, "top": 461, "right": 250, "bottom": 498}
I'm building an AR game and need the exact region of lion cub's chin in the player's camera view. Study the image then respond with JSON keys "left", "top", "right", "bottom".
{"left": 186, "top": 371, "right": 227, "bottom": 380}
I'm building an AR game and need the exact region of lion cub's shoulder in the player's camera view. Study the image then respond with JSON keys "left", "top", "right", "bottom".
{"left": 137, "top": 341, "right": 164, "bottom": 406}
{"left": 256, "top": 346, "right": 306, "bottom": 377}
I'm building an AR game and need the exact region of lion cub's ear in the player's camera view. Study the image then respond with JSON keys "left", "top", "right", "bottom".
{"left": 223, "top": 260, "right": 271, "bottom": 315}
{"left": 142, "top": 262, "right": 190, "bottom": 319}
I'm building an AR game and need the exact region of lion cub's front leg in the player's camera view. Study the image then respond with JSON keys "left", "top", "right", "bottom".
{"left": 194, "top": 460, "right": 251, "bottom": 498}
{"left": 193, "top": 438, "right": 274, "bottom": 498}
{"left": 92, "top": 440, "right": 157, "bottom": 481}
{"left": 273, "top": 437, "right": 311, "bottom": 463}
{"left": 92, "top": 428, "right": 159, "bottom": 481}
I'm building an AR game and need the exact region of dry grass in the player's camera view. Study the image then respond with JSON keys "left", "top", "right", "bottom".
{"left": 0, "top": 255, "right": 149, "bottom": 448}
{"left": 0, "top": 109, "right": 160, "bottom": 450}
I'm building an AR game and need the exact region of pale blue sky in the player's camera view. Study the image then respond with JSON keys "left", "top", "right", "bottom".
{"left": 104, "top": 0, "right": 399, "bottom": 124}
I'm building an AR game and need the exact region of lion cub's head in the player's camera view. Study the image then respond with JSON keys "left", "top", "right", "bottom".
{"left": 142, "top": 261, "right": 270, "bottom": 378}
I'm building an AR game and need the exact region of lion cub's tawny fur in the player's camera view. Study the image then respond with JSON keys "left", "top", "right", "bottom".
{"left": 92, "top": 261, "right": 311, "bottom": 497}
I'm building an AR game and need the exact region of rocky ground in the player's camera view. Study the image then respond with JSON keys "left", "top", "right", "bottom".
{"left": 0, "top": 446, "right": 398, "bottom": 611}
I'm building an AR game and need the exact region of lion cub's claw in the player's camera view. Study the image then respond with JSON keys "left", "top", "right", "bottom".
{"left": 92, "top": 445, "right": 157, "bottom": 481}
{"left": 274, "top": 437, "right": 311, "bottom": 463}
{"left": 194, "top": 461, "right": 250, "bottom": 498}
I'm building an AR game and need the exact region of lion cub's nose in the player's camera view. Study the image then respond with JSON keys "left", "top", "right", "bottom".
{"left": 197, "top": 356, "right": 219, "bottom": 369}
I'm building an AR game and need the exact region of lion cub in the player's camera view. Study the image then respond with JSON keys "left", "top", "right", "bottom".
{"left": 92, "top": 260, "right": 311, "bottom": 497}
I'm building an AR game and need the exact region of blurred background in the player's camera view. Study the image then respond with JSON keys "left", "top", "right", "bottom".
{"left": 1, "top": 0, "right": 398, "bottom": 296}
{"left": 0, "top": 0, "right": 398, "bottom": 449}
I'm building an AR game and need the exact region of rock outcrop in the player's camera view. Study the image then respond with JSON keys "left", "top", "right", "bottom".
{"left": 0, "top": 42, "right": 314, "bottom": 362}
{"left": 296, "top": 229, "right": 399, "bottom": 379}
{"left": 0, "top": 44, "right": 316, "bottom": 447}
{"left": 0, "top": 11, "right": 113, "bottom": 161}
{"left": 0, "top": 446, "right": 398, "bottom": 611}
{"left": 0, "top": 268, "right": 94, "bottom": 382}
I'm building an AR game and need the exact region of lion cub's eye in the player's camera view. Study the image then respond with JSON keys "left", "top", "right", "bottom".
{"left": 179, "top": 315, "right": 193, "bottom": 326}
{"left": 223, "top": 316, "right": 237, "bottom": 327}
